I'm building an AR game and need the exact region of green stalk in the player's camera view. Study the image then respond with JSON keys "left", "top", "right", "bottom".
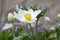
{"left": 12, "top": 22, "right": 16, "bottom": 37}
{"left": 28, "top": 23, "right": 34, "bottom": 40}
{"left": 27, "top": 23, "right": 29, "bottom": 32}
{"left": 36, "top": 19, "right": 38, "bottom": 33}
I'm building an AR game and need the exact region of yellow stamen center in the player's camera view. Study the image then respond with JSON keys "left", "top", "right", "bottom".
{"left": 24, "top": 13, "right": 32, "bottom": 21}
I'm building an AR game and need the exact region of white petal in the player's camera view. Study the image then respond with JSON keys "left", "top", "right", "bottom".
{"left": 30, "top": 18, "right": 37, "bottom": 23}
{"left": 30, "top": 10, "right": 41, "bottom": 19}
{"left": 26, "top": 18, "right": 37, "bottom": 23}
{"left": 14, "top": 13, "right": 21, "bottom": 19}
{"left": 18, "top": 9, "right": 27, "bottom": 15}
{"left": 14, "top": 13, "right": 26, "bottom": 23}
{"left": 18, "top": 19, "right": 26, "bottom": 23}
{"left": 28, "top": 9, "right": 33, "bottom": 13}
{"left": 14, "top": 14, "right": 23, "bottom": 20}
{"left": 14, "top": 9, "right": 26, "bottom": 21}
{"left": 14, "top": 16, "right": 26, "bottom": 23}
{"left": 34, "top": 10, "right": 41, "bottom": 17}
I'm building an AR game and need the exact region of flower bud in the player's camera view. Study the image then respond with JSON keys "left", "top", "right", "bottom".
{"left": 58, "top": 24, "right": 60, "bottom": 26}
{"left": 8, "top": 13, "right": 14, "bottom": 22}
{"left": 57, "top": 13, "right": 60, "bottom": 18}
{"left": 44, "top": 16, "right": 51, "bottom": 22}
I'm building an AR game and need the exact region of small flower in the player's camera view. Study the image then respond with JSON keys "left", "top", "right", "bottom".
{"left": 8, "top": 13, "right": 14, "bottom": 22}
{"left": 50, "top": 33, "right": 57, "bottom": 38}
{"left": 49, "top": 27, "right": 55, "bottom": 30}
{"left": 14, "top": 9, "right": 41, "bottom": 23}
{"left": 2, "top": 23, "right": 13, "bottom": 30}
{"left": 58, "top": 24, "right": 60, "bottom": 26}
{"left": 44, "top": 16, "right": 51, "bottom": 22}
{"left": 57, "top": 13, "right": 60, "bottom": 18}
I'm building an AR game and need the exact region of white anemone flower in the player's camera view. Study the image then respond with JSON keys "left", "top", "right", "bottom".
{"left": 14, "top": 9, "right": 41, "bottom": 23}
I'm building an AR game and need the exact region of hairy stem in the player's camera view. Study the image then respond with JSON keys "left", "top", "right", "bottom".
{"left": 28, "top": 23, "right": 34, "bottom": 40}
{"left": 36, "top": 19, "right": 38, "bottom": 33}
{"left": 12, "top": 22, "right": 15, "bottom": 37}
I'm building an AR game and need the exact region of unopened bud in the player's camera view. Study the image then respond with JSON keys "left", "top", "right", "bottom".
{"left": 44, "top": 16, "right": 51, "bottom": 22}
{"left": 57, "top": 13, "right": 60, "bottom": 18}
{"left": 8, "top": 13, "right": 14, "bottom": 22}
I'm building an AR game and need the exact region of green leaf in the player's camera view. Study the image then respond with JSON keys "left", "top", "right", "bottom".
{"left": 49, "top": 38, "right": 57, "bottom": 40}
{"left": 34, "top": 32, "right": 45, "bottom": 40}
{"left": 14, "top": 10, "right": 18, "bottom": 13}
{"left": 44, "top": 29, "right": 52, "bottom": 37}
{"left": 55, "top": 26, "right": 60, "bottom": 40}
{"left": 0, "top": 29, "right": 13, "bottom": 40}
{"left": 22, "top": 6, "right": 28, "bottom": 11}
{"left": 15, "top": 27, "right": 24, "bottom": 37}
{"left": 30, "top": 5, "right": 37, "bottom": 11}
{"left": 55, "top": 26, "right": 60, "bottom": 35}
{"left": 22, "top": 36, "right": 30, "bottom": 40}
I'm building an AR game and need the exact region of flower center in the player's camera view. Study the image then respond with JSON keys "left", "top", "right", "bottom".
{"left": 24, "top": 13, "right": 32, "bottom": 21}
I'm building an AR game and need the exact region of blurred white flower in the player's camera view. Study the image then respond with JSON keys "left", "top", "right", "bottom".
{"left": 44, "top": 16, "right": 51, "bottom": 22}
{"left": 57, "top": 13, "right": 60, "bottom": 18}
{"left": 49, "top": 27, "right": 55, "bottom": 30}
{"left": 2, "top": 23, "right": 13, "bottom": 30}
{"left": 8, "top": 13, "right": 14, "bottom": 22}
{"left": 50, "top": 33, "right": 57, "bottom": 38}
{"left": 58, "top": 24, "right": 60, "bottom": 26}
{"left": 14, "top": 9, "right": 41, "bottom": 23}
